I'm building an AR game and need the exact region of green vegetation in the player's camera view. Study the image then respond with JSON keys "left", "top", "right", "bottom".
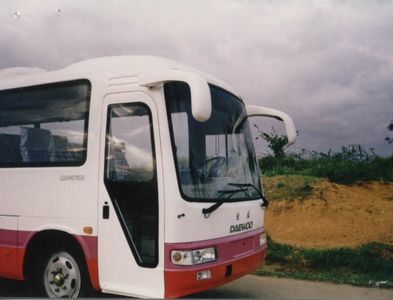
{"left": 259, "top": 145, "right": 393, "bottom": 184}
{"left": 256, "top": 129, "right": 393, "bottom": 287}
{"left": 255, "top": 238, "right": 393, "bottom": 288}
{"left": 255, "top": 125, "right": 288, "bottom": 158}
{"left": 386, "top": 120, "right": 393, "bottom": 144}
{"left": 263, "top": 175, "right": 319, "bottom": 200}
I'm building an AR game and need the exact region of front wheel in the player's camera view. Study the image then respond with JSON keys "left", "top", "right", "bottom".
{"left": 41, "top": 250, "right": 88, "bottom": 298}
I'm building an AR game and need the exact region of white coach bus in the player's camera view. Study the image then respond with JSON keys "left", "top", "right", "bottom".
{"left": 0, "top": 56, "right": 296, "bottom": 298}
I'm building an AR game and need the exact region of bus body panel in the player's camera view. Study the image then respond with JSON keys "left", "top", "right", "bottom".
{"left": 97, "top": 91, "right": 165, "bottom": 298}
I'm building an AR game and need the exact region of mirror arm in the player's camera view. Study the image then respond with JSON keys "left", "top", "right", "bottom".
{"left": 139, "top": 70, "right": 211, "bottom": 122}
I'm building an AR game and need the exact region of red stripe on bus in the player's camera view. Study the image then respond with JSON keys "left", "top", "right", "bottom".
{"left": 74, "top": 235, "right": 100, "bottom": 291}
{"left": 0, "top": 245, "right": 23, "bottom": 280}
{"left": 86, "top": 257, "right": 100, "bottom": 291}
{"left": 0, "top": 229, "right": 18, "bottom": 244}
{"left": 0, "top": 228, "right": 25, "bottom": 280}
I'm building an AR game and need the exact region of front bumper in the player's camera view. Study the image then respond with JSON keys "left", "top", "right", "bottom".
{"left": 164, "top": 228, "right": 267, "bottom": 298}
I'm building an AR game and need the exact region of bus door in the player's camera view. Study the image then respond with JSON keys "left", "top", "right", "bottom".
{"left": 98, "top": 92, "right": 164, "bottom": 297}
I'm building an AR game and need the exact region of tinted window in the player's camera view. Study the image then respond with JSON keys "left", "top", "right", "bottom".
{"left": 0, "top": 80, "right": 90, "bottom": 167}
{"left": 104, "top": 103, "right": 158, "bottom": 268}
{"left": 165, "top": 82, "right": 261, "bottom": 202}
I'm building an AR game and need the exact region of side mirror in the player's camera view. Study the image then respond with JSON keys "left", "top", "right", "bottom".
{"left": 139, "top": 70, "right": 211, "bottom": 122}
{"left": 246, "top": 105, "right": 297, "bottom": 145}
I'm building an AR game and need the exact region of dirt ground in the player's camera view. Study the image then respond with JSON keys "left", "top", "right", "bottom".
{"left": 263, "top": 176, "right": 393, "bottom": 248}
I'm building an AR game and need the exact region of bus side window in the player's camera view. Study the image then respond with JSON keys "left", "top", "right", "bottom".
{"left": 0, "top": 80, "right": 90, "bottom": 167}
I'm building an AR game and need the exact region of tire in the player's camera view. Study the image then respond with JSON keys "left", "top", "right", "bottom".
{"left": 38, "top": 249, "right": 91, "bottom": 298}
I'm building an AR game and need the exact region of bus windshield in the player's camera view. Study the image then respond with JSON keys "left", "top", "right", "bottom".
{"left": 164, "top": 82, "right": 262, "bottom": 202}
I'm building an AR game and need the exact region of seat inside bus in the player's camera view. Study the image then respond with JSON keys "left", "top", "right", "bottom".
{"left": 0, "top": 134, "right": 22, "bottom": 163}
{"left": 20, "top": 127, "right": 56, "bottom": 162}
{"left": 0, "top": 127, "right": 83, "bottom": 165}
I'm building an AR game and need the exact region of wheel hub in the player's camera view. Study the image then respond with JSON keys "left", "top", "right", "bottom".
{"left": 53, "top": 271, "right": 65, "bottom": 286}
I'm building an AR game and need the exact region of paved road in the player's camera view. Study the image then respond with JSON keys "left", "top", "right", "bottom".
{"left": 1, "top": 275, "right": 392, "bottom": 299}
{"left": 190, "top": 275, "right": 393, "bottom": 300}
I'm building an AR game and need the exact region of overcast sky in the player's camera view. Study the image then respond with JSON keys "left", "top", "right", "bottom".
{"left": 1, "top": 0, "right": 392, "bottom": 156}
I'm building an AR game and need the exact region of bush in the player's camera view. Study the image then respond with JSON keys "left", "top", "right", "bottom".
{"left": 259, "top": 145, "right": 393, "bottom": 184}
{"left": 265, "top": 236, "right": 293, "bottom": 264}
{"left": 263, "top": 175, "right": 317, "bottom": 200}
{"left": 266, "top": 238, "right": 393, "bottom": 277}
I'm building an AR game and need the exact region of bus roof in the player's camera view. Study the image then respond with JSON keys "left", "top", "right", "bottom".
{"left": 0, "top": 56, "right": 238, "bottom": 96}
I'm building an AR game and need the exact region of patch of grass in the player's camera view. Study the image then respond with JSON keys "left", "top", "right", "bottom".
{"left": 259, "top": 145, "right": 393, "bottom": 184}
{"left": 256, "top": 238, "right": 393, "bottom": 288}
{"left": 263, "top": 175, "right": 319, "bottom": 201}
{"left": 255, "top": 268, "right": 393, "bottom": 288}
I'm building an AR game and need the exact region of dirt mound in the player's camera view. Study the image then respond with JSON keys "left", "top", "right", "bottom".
{"left": 263, "top": 176, "right": 393, "bottom": 248}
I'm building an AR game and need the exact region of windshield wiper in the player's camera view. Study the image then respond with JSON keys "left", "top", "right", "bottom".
{"left": 201, "top": 182, "right": 268, "bottom": 218}
{"left": 228, "top": 182, "right": 269, "bottom": 208}
{"left": 202, "top": 187, "right": 249, "bottom": 218}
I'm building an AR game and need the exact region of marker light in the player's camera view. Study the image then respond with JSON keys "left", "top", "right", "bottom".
{"left": 171, "top": 247, "right": 217, "bottom": 265}
{"left": 260, "top": 232, "right": 267, "bottom": 247}
{"left": 197, "top": 270, "right": 212, "bottom": 280}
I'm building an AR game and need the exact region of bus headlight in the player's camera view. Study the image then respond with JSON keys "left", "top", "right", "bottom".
{"left": 171, "top": 247, "right": 217, "bottom": 265}
{"left": 260, "top": 232, "right": 267, "bottom": 246}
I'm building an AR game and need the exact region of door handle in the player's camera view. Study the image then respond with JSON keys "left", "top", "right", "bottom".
{"left": 103, "top": 202, "right": 110, "bottom": 219}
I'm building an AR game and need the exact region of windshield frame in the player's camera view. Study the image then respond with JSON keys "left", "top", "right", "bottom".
{"left": 164, "top": 82, "right": 262, "bottom": 203}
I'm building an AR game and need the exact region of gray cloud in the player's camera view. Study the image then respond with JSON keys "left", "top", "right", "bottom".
{"left": 1, "top": 0, "right": 392, "bottom": 155}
